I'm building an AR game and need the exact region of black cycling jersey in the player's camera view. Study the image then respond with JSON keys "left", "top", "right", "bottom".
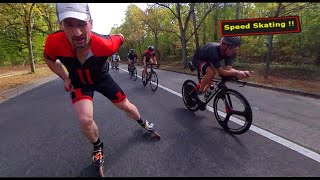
{"left": 127, "top": 52, "right": 137, "bottom": 60}
{"left": 192, "top": 42, "right": 235, "bottom": 70}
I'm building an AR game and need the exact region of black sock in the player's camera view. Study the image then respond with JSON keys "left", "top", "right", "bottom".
{"left": 137, "top": 118, "right": 144, "bottom": 125}
{"left": 93, "top": 138, "right": 103, "bottom": 150}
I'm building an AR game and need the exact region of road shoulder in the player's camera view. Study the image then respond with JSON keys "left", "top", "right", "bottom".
{"left": 0, "top": 75, "right": 58, "bottom": 104}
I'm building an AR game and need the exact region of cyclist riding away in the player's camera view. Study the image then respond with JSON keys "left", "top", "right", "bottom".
{"left": 127, "top": 49, "right": 138, "bottom": 71}
{"left": 191, "top": 36, "right": 252, "bottom": 103}
{"left": 44, "top": 3, "right": 159, "bottom": 168}
{"left": 142, "top": 45, "right": 158, "bottom": 78}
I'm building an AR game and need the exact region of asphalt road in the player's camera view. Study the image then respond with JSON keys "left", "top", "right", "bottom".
{"left": 0, "top": 64, "right": 319, "bottom": 177}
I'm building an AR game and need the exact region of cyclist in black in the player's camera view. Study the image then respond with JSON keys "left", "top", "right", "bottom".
{"left": 127, "top": 49, "right": 138, "bottom": 71}
{"left": 44, "top": 3, "right": 159, "bottom": 168}
{"left": 191, "top": 36, "right": 252, "bottom": 102}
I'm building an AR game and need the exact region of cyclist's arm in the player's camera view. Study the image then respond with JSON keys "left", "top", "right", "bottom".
{"left": 153, "top": 56, "right": 158, "bottom": 64}
{"left": 44, "top": 58, "right": 69, "bottom": 81}
{"left": 224, "top": 66, "right": 251, "bottom": 77}
{"left": 221, "top": 57, "right": 248, "bottom": 76}
{"left": 217, "top": 66, "right": 248, "bottom": 79}
{"left": 223, "top": 65, "right": 237, "bottom": 72}
{"left": 216, "top": 67, "right": 238, "bottom": 77}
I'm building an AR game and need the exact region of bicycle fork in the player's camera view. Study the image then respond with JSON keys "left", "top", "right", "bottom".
{"left": 220, "top": 88, "right": 233, "bottom": 114}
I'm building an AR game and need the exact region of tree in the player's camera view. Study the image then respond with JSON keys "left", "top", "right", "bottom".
{"left": 156, "top": 3, "right": 215, "bottom": 67}
{"left": 119, "top": 4, "right": 146, "bottom": 57}
{"left": 0, "top": 3, "right": 39, "bottom": 72}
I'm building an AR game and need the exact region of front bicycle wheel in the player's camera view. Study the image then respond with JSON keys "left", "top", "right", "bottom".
{"left": 115, "top": 64, "right": 119, "bottom": 72}
{"left": 213, "top": 89, "right": 252, "bottom": 135}
{"left": 149, "top": 71, "right": 158, "bottom": 92}
{"left": 182, "top": 80, "right": 200, "bottom": 112}
{"left": 132, "top": 67, "right": 137, "bottom": 81}
{"left": 142, "top": 70, "right": 147, "bottom": 86}
{"left": 129, "top": 67, "right": 132, "bottom": 78}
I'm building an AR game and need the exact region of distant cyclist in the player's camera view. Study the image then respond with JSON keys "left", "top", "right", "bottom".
{"left": 111, "top": 53, "right": 120, "bottom": 69}
{"left": 191, "top": 36, "right": 252, "bottom": 102}
{"left": 127, "top": 49, "right": 138, "bottom": 71}
{"left": 142, "top": 45, "right": 158, "bottom": 78}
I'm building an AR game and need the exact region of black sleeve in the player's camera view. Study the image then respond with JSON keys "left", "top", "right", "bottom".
{"left": 225, "top": 55, "right": 235, "bottom": 66}
{"left": 211, "top": 59, "right": 222, "bottom": 69}
{"left": 208, "top": 50, "right": 222, "bottom": 69}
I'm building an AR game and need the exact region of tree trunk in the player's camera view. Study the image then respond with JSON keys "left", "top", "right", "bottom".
{"left": 236, "top": 2, "right": 241, "bottom": 20}
{"left": 264, "top": 35, "right": 273, "bottom": 79}
{"left": 27, "top": 30, "right": 36, "bottom": 73}
{"left": 192, "top": 7, "right": 199, "bottom": 50}
{"left": 28, "top": 3, "right": 36, "bottom": 73}
{"left": 202, "top": 22, "right": 206, "bottom": 45}
{"left": 181, "top": 32, "right": 188, "bottom": 68}
{"left": 155, "top": 31, "right": 161, "bottom": 62}
{"left": 264, "top": 3, "right": 282, "bottom": 79}
{"left": 213, "top": 7, "right": 219, "bottom": 41}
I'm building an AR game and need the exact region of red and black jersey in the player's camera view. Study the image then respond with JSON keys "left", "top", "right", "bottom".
{"left": 44, "top": 30, "right": 124, "bottom": 87}
{"left": 143, "top": 49, "right": 155, "bottom": 62}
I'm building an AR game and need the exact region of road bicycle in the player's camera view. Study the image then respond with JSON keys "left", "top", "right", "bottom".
{"left": 182, "top": 61, "right": 253, "bottom": 135}
{"left": 111, "top": 61, "right": 119, "bottom": 72}
{"left": 141, "top": 63, "right": 159, "bottom": 92}
{"left": 128, "top": 62, "right": 137, "bottom": 81}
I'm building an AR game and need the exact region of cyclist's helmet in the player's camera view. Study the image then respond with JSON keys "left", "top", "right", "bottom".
{"left": 148, "top": 45, "right": 155, "bottom": 51}
{"left": 130, "top": 49, "right": 135, "bottom": 53}
{"left": 221, "top": 36, "right": 241, "bottom": 46}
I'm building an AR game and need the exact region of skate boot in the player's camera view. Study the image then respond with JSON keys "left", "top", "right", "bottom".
{"left": 92, "top": 145, "right": 104, "bottom": 167}
{"left": 139, "top": 119, "right": 160, "bottom": 138}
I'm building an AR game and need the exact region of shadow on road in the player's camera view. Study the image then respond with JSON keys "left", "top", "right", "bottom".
{"left": 78, "top": 164, "right": 100, "bottom": 177}
{"left": 172, "top": 107, "right": 247, "bottom": 149}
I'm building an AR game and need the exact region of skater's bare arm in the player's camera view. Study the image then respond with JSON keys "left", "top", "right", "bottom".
{"left": 44, "top": 58, "right": 69, "bottom": 81}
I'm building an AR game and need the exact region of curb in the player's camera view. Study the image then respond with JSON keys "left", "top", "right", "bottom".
{"left": 157, "top": 67, "right": 320, "bottom": 99}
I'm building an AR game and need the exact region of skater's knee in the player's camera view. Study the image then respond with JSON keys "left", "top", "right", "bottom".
{"left": 79, "top": 115, "right": 94, "bottom": 127}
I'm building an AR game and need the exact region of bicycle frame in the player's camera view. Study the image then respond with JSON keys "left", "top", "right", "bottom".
{"left": 144, "top": 63, "right": 158, "bottom": 81}
{"left": 128, "top": 63, "right": 136, "bottom": 72}
{"left": 190, "top": 68, "right": 247, "bottom": 105}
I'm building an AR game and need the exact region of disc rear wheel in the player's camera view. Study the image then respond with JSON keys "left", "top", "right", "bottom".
{"left": 182, "top": 80, "right": 200, "bottom": 112}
